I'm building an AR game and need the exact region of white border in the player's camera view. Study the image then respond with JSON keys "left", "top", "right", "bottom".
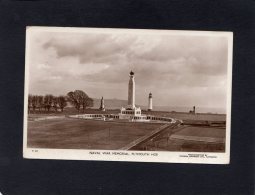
{"left": 23, "top": 27, "right": 233, "bottom": 164}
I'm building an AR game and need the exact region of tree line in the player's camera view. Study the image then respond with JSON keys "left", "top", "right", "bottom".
{"left": 28, "top": 90, "right": 93, "bottom": 114}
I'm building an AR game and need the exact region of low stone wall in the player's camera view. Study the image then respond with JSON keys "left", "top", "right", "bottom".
{"left": 33, "top": 115, "right": 66, "bottom": 121}
{"left": 69, "top": 113, "right": 177, "bottom": 123}
{"left": 69, "top": 114, "right": 106, "bottom": 120}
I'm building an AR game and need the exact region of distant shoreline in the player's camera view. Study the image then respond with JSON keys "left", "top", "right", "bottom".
{"left": 86, "top": 108, "right": 226, "bottom": 116}
{"left": 92, "top": 98, "right": 226, "bottom": 114}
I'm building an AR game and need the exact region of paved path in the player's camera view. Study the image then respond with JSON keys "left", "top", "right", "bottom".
{"left": 120, "top": 121, "right": 181, "bottom": 150}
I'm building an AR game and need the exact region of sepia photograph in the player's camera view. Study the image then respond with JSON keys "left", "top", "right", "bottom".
{"left": 23, "top": 27, "right": 232, "bottom": 164}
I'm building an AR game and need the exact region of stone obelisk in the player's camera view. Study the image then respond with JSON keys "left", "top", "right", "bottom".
{"left": 148, "top": 92, "right": 153, "bottom": 111}
{"left": 99, "top": 96, "right": 105, "bottom": 111}
{"left": 128, "top": 71, "right": 135, "bottom": 109}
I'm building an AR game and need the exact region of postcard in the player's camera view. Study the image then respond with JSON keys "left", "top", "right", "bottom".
{"left": 23, "top": 27, "right": 232, "bottom": 164}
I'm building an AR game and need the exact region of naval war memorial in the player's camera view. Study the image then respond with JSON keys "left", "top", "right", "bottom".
{"left": 27, "top": 71, "right": 226, "bottom": 152}
{"left": 70, "top": 71, "right": 177, "bottom": 124}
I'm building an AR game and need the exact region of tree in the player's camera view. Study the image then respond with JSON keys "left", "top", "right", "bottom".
{"left": 44, "top": 94, "right": 54, "bottom": 112}
{"left": 52, "top": 96, "right": 58, "bottom": 112}
{"left": 28, "top": 94, "right": 33, "bottom": 114}
{"left": 67, "top": 90, "right": 93, "bottom": 113}
{"left": 31, "top": 95, "right": 38, "bottom": 113}
{"left": 81, "top": 96, "right": 93, "bottom": 112}
{"left": 57, "top": 96, "right": 67, "bottom": 112}
{"left": 37, "top": 95, "right": 44, "bottom": 112}
{"left": 67, "top": 91, "right": 81, "bottom": 112}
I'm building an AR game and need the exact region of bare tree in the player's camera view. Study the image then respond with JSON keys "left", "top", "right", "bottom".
{"left": 28, "top": 94, "right": 33, "bottom": 114}
{"left": 31, "top": 95, "right": 38, "bottom": 113}
{"left": 57, "top": 96, "right": 67, "bottom": 112}
{"left": 67, "top": 90, "right": 82, "bottom": 112}
{"left": 44, "top": 94, "right": 54, "bottom": 112}
{"left": 67, "top": 90, "right": 93, "bottom": 113}
{"left": 82, "top": 96, "right": 93, "bottom": 112}
{"left": 38, "top": 95, "right": 44, "bottom": 112}
{"left": 52, "top": 96, "right": 58, "bottom": 112}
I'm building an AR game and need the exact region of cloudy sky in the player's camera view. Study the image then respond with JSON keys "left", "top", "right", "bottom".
{"left": 27, "top": 28, "right": 229, "bottom": 112}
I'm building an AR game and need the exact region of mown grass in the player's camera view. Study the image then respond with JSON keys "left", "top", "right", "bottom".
{"left": 27, "top": 118, "right": 162, "bottom": 150}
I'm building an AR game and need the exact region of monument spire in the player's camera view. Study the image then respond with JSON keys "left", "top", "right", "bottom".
{"left": 128, "top": 70, "right": 135, "bottom": 109}
{"left": 148, "top": 92, "right": 153, "bottom": 111}
{"left": 99, "top": 96, "right": 105, "bottom": 111}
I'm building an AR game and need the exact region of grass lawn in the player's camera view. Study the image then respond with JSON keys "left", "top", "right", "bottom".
{"left": 132, "top": 125, "right": 226, "bottom": 152}
{"left": 174, "top": 126, "right": 225, "bottom": 138}
{"left": 143, "top": 110, "right": 226, "bottom": 121}
{"left": 27, "top": 110, "right": 226, "bottom": 152}
{"left": 27, "top": 118, "right": 162, "bottom": 150}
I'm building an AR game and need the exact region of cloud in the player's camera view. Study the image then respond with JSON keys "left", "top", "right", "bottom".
{"left": 37, "top": 63, "right": 50, "bottom": 70}
{"left": 43, "top": 34, "right": 136, "bottom": 64}
{"left": 28, "top": 30, "right": 229, "bottom": 110}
